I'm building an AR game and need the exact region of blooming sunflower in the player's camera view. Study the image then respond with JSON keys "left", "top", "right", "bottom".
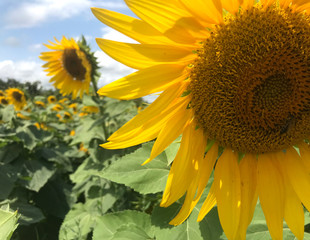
{"left": 34, "top": 100, "right": 45, "bottom": 108}
{"left": 5, "top": 88, "right": 26, "bottom": 111}
{"left": 51, "top": 104, "right": 63, "bottom": 112}
{"left": 0, "top": 96, "right": 8, "bottom": 106}
{"left": 92, "top": 1, "right": 310, "bottom": 239}
{"left": 47, "top": 95, "right": 57, "bottom": 104}
{"left": 40, "top": 36, "right": 97, "bottom": 99}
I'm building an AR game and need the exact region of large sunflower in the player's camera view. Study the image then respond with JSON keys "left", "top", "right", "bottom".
{"left": 40, "top": 37, "right": 92, "bottom": 99}
{"left": 5, "top": 88, "right": 27, "bottom": 110}
{"left": 92, "top": 1, "right": 310, "bottom": 239}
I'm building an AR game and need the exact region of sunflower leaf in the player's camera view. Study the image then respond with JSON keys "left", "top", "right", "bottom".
{"left": 0, "top": 206, "right": 19, "bottom": 240}
{"left": 92, "top": 210, "right": 155, "bottom": 240}
{"left": 97, "top": 142, "right": 173, "bottom": 194}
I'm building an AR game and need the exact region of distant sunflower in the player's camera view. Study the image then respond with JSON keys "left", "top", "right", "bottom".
{"left": 40, "top": 36, "right": 99, "bottom": 99}
{"left": 34, "top": 101, "right": 45, "bottom": 108}
{"left": 93, "top": 1, "right": 310, "bottom": 239}
{"left": 47, "top": 95, "right": 56, "bottom": 104}
{"left": 51, "top": 104, "right": 63, "bottom": 112}
{"left": 0, "top": 96, "right": 8, "bottom": 106}
{"left": 69, "top": 103, "right": 78, "bottom": 114}
{"left": 58, "top": 98, "right": 69, "bottom": 104}
{"left": 6, "top": 88, "right": 26, "bottom": 110}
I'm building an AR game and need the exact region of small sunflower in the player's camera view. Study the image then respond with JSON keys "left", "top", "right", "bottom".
{"left": 47, "top": 95, "right": 57, "bottom": 104}
{"left": 0, "top": 96, "right": 9, "bottom": 105}
{"left": 5, "top": 88, "right": 26, "bottom": 110}
{"left": 93, "top": 1, "right": 310, "bottom": 239}
{"left": 69, "top": 103, "right": 78, "bottom": 114}
{"left": 34, "top": 100, "right": 45, "bottom": 108}
{"left": 40, "top": 36, "right": 99, "bottom": 99}
{"left": 17, "top": 112, "right": 30, "bottom": 120}
{"left": 81, "top": 106, "right": 99, "bottom": 113}
{"left": 58, "top": 98, "right": 69, "bottom": 104}
{"left": 51, "top": 104, "right": 63, "bottom": 112}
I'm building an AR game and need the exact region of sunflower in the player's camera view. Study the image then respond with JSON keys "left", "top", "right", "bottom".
{"left": 58, "top": 98, "right": 69, "bottom": 104}
{"left": 40, "top": 36, "right": 93, "bottom": 99}
{"left": 0, "top": 96, "right": 8, "bottom": 106}
{"left": 93, "top": 1, "right": 310, "bottom": 239}
{"left": 34, "top": 100, "right": 45, "bottom": 108}
{"left": 5, "top": 88, "right": 26, "bottom": 111}
{"left": 47, "top": 95, "right": 57, "bottom": 104}
{"left": 69, "top": 103, "right": 78, "bottom": 114}
{"left": 51, "top": 104, "right": 63, "bottom": 112}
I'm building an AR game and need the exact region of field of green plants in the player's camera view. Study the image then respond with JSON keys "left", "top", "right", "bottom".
{"left": 1, "top": 82, "right": 310, "bottom": 240}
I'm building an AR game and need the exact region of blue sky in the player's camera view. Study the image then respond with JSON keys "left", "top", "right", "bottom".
{"left": 0, "top": 0, "right": 137, "bottom": 89}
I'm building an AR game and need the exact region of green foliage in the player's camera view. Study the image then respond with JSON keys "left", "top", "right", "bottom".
{"left": 0, "top": 205, "right": 19, "bottom": 240}
{"left": 1, "top": 83, "right": 309, "bottom": 240}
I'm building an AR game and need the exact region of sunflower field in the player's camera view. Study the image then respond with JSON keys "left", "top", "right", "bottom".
{"left": 4, "top": 0, "right": 310, "bottom": 239}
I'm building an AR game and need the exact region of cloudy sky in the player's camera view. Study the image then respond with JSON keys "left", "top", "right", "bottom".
{"left": 0, "top": 0, "right": 137, "bottom": 90}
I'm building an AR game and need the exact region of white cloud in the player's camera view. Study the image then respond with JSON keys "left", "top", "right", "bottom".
{"left": 4, "top": 37, "right": 20, "bottom": 47}
{"left": 101, "top": 27, "right": 137, "bottom": 43}
{"left": 28, "top": 43, "right": 43, "bottom": 52}
{"left": 0, "top": 60, "right": 53, "bottom": 89}
{"left": 4, "top": 0, "right": 127, "bottom": 29}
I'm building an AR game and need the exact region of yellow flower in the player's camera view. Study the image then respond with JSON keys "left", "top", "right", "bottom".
{"left": 17, "top": 112, "right": 30, "bottom": 120}
{"left": 81, "top": 106, "right": 99, "bottom": 113}
{"left": 34, "top": 122, "right": 48, "bottom": 130}
{"left": 69, "top": 103, "right": 78, "bottom": 113}
{"left": 47, "top": 95, "right": 57, "bottom": 104}
{"left": 93, "top": 1, "right": 310, "bottom": 239}
{"left": 63, "top": 111, "right": 72, "bottom": 121}
{"left": 58, "top": 98, "right": 69, "bottom": 104}
{"left": 79, "top": 143, "right": 88, "bottom": 153}
{"left": 51, "top": 104, "right": 63, "bottom": 112}
{"left": 40, "top": 36, "right": 92, "bottom": 99}
{"left": 34, "top": 101, "right": 45, "bottom": 108}
{"left": 0, "top": 96, "right": 9, "bottom": 105}
{"left": 70, "top": 130, "right": 75, "bottom": 136}
{"left": 5, "top": 88, "right": 27, "bottom": 110}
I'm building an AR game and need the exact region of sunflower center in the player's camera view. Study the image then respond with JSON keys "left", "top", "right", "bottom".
{"left": 12, "top": 91, "right": 22, "bottom": 102}
{"left": 1, "top": 98, "right": 8, "bottom": 105}
{"left": 190, "top": 5, "right": 310, "bottom": 153}
{"left": 62, "top": 49, "right": 86, "bottom": 81}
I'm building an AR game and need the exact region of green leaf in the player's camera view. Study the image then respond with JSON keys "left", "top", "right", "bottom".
{"left": 16, "top": 126, "right": 37, "bottom": 150}
{"left": 97, "top": 142, "right": 172, "bottom": 194}
{"left": 70, "top": 116, "right": 105, "bottom": 146}
{"left": 34, "top": 179, "right": 72, "bottom": 219}
{"left": 82, "top": 95, "right": 98, "bottom": 107}
{"left": 105, "top": 99, "right": 136, "bottom": 117}
{"left": 21, "top": 159, "right": 56, "bottom": 192}
{"left": 0, "top": 143, "right": 22, "bottom": 164}
{"left": 0, "top": 206, "right": 19, "bottom": 240}
{"left": 0, "top": 165, "right": 19, "bottom": 199}
{"left": 10, "top": 202, "right": 44, "bottom": 225}
{"left": 92, "top": 210, "right": 154, "bottom": 240}
{"left": 1, "top": 105, "right": 15, "bottom": 122}
{"left": 59, "top": 193, "right": 117, "bottom": 240}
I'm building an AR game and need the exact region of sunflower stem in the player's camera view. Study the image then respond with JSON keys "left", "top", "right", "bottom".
{"left": 91, "top": 77, "right": 109, "bottom": 141}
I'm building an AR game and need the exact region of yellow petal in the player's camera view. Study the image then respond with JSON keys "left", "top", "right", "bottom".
{"left": 282, "top": 170, "right": 304, "bottom": 240}
{"left": 298, "top": 142, "right": 310, "bottom": 174}
{"left": 96, "top": 38, "right": 196, "bottom": 70}
{"left": 221, "top": 0, "right": 240, "bottom": 14}
{"left": 108, "top": 81, "right": 188, "bottom": 141}
{"left": 168, "top": 126, "right": 207, "bottom": 225}
{"left": 97, "top": 64, "right": 187, "bottom": 100}
{"left": 214, "top": 149, "right": 241, "bottom": 240}
{"left": 124, "top": 0, "right": 208, "bottom": 44}
{"left": 282, "top": 147, "right": 310, "bottom": 214}
{"left": 197, "top": 183, "right": 217, "bottom": 222}
{"left": 145, "top": 107, "right": 192, "bottom": 164}
{"left": 179, "top": 0, "right": 222, "bottom": 24}
{"left": 101, "top": 96, "right": 190, "bottom": 149}
{"left": 237, "top": 154, "right": 258, "bottom": 240}
{"left": 257, "top": 152, "right": 284, "bottom": 240}
{"left": 91, "top": 8, "right": 175, "bottom": 44}
{"left": 161, "top": 121, "right": 199, "bottom": 207}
